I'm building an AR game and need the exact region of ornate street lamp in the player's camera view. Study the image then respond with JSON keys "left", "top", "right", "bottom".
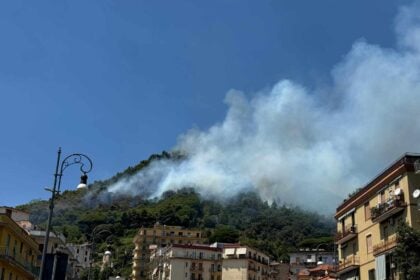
{"left": 39, "top": 147, "right": 93, "bottom": 280}
{"left": 88, "top": 225, "right": 112, "bottom": 280}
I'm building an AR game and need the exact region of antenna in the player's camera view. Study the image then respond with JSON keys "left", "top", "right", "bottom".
{"left": 413, "top": 189, "right": 420, "bottom": 199}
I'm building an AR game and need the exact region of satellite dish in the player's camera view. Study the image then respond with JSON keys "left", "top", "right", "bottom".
{"left": 394, "top": 188, "right": 402, "bottom": 196}
{"left": 413, "top": 189, "right": 420, "bottom": 199}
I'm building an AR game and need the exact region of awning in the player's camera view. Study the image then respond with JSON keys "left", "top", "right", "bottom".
{"left": 337, "top": 207, "right": 355, "bottom": 221}
{"left": 236, "top": 248, "right": 247, "bottom": 255}
{"left": 224, "top": 248, "right": 235, "bottom": 255}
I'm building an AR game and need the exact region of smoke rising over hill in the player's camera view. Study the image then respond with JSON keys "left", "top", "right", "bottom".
{"left": 107, "top": 3, "right": 420, "bottom": 213}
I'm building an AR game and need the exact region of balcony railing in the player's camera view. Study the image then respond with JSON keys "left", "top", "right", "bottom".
{"left": 371, "top": 198, "right": 406, "bottom": 223}
{"left": 337, "top": 255, "right": 359, "bottom": 274}
{"left": 225, "top": 254, "right": 269, "bottom": 265}
{"left": 335, "top": 224, "right": 357, "bottom": 244}
{"left": 373, "top": 235, "right": 397, "bottom": 256}
{"left": 0, "top": 246, "right": 39, "bottom": 277}
{"left": 190, "top": 266, "right": 203, "bottom": 272}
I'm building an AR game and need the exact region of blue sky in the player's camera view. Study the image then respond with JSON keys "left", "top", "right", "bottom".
{"left": 0, "top": 0, "right": 413, "bottom": 206}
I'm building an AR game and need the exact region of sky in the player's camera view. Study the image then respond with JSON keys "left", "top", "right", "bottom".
{"left": 0, "top": 0, "right": 416, "bottom": 208}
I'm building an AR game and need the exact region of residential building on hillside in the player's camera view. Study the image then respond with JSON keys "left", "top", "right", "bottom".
{"left": 148, "top": 243, "right": 271, "bottom": 280}
{"left": 67, "top": 243, "right": 92, "bottom": 275}
{"left": 289, "top": 249, "right": 337, "bottom": 280}
{"left": 132, "top": 223, "right": 206, "bottom": 280}
{"left": 334, "top": 153, "right": 420, "bottom": 280}
{"left": 0, "top": 210, "right": 40, "bottom": 280}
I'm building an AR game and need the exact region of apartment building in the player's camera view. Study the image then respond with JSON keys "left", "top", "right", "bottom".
{"left": 149, "top": 243, "right": 271, "bottom": 280}
{"left": 132, "top": 223, "right": 206, "bottom": 280}
{"left": 289, "top": 249, "right": 336, "bottom": 280}
{"left": 66, "top": 243, "right": 92, "bottom": 276}
{"left": 0, "top": 209, "right": 40, "bottom": 280}
{"left": 335, "top": 153, "right": 420, "bottom": 280}
{"left": 29, "top": 229, "right": 80, "bottom": 279}
{"left": 149, "top": 244, "right": 222, "bottom": 280}
{"left": 269, "top": 261, "right": 289, "bottom": 280}
{"left": 222, "top": 243, "right": 270, "bottom": 280}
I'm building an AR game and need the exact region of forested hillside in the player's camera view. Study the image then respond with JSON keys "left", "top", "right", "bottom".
{"left": 17, "top": 152, "right": 335, "bottom": 278}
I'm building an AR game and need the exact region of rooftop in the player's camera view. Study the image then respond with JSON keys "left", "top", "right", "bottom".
{"left": 335, "top": 153, "right": 420, "bottom": 218}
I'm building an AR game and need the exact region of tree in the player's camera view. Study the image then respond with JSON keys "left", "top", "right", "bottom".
{"left": 395, "top": 223, "right": 420, "bottom": 280}
{"left": 209, "top": 225, "right": 240, "bottom": 243}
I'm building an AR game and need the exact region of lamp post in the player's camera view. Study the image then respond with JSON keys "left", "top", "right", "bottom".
{"left": 88, "top": 226, "right": 112, "bottom": 280}
{"left": 39, "top": 147, "right": 93, "bottom": 280}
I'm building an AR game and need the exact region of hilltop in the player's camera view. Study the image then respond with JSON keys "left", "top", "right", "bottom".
{"left": 17, "top": 151, "right": 335, "bottom": 278}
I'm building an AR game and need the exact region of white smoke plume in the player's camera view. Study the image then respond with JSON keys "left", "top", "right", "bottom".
{"left": 108, "top": 3, "right": 420, "bottom": 213}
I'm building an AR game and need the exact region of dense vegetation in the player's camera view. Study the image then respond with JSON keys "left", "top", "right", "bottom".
{"left": 17, "top": 152, "right": 334, "bottom": 278}
{"left": 395, "top": 223, "right": 420, "bottom": 280}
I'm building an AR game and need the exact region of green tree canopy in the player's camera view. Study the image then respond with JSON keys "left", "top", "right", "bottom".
{"left": 395, "top": 223, "right": 420, "bottom": 280}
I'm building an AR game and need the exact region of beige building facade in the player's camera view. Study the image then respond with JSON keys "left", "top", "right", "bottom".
{"left": 132, "top": 223, "right": 206, "bottom": 280}
{"left": 150, "top": 244, "right": 222, "bottom": 280}
{"left": 148, "top": 243, "right": 271, "bottom": 280}
{"left": 222, "top": 244, "right": 270, "bottom": 280}
{"left": 335, "top": 154, "right": 420, "bottom": 280}
{"left": 0, "top": 210, "right": 40, "bottom": 280}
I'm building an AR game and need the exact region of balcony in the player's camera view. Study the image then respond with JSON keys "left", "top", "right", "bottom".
{"left": 337, "top": 255, "right": 359, "bottom": 275}
{"left": 190, "top": 266, "right": 203, "bottom": 272}
{"left": 0, "top": 247, "right": 39, "bottom": 278}
{"left": 371, "top": 198, "right": 406, "bottom": 223}
{"left": 335, "top": 224, "right": 357, "bottom": 244}
{"left": 248, "top": 265, "right": 257, "bottom": 271}
{"left": 373, "top": 235, "right": 397, "bottom": 256}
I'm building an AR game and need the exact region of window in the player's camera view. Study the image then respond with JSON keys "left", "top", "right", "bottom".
{"left": 368, "top": 269, "right": 376, "bottom": 280}
{"left": 383, "top": 225, "right": 389, "bottom": 241}
{"left": 196, "top": 233, "right": 200, "bottom": 238}
{"left": 365, "top": 202, "right": 371, "bottom": 220}
{"left": 366, "top": 235, "right": 373, "bottom": 253}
